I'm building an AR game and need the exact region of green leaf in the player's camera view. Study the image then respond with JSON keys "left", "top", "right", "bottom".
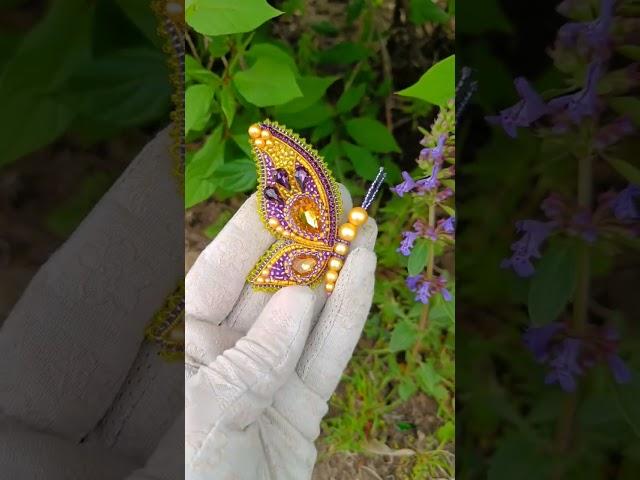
{"left": 318, "top": 42, "right": 369, "bottom": 65}
{"left": 408, "top": 239, "right": 430, "bottom": 276}
{"left": 341, "top": 141, "right": 379, "bottom": 180}
{"left": 115, "top": 0, "right": 160, "bottom": 46}
{"left": 185, "top": 84, "right": 215, "bottom": 134}
{"left": 311, "top": 119, "right": 336, "bottom": 143}
{"left": 220, "top": 84, "right": 236, "bottom": 127}
{"left": 275, "top": 75, "right": 338, "bottom": 114}
{"left": 185, "top": 127, "right": 225, "bottom": 208}
{"left": 208, "top": 36, "right": 230, "bottom": 58}
{"left": 214, "top": 158, "right": 257, "bottom": 192}
{"left": 398, "top": 380, "right": 417, "bottom": 401}
{"left": 185, "top": 0, "right": 283, "bottom": 36}
{"left": 436, "top": 421, "right": 454, "bottom": 444}
{"left": 609, "top": 97, "right": 640, "bottom": 127}
{"left": 396, "top": 55, "right": 455, "bottom": 106}
{"left": 416, "top": 362, "right": 445, "bottom": 398}
{"left": 245, "top": 43, "right": 298, "bottom": 75}
{"left": 488, "top": 434, "right": 551, "bottom": 480}
{"left": 528, "top": 244, "right": 577, "bottom": 326}
{"left": 336, "top": 83, "right": 366, "bottom": 114}
{"left": 409, "top": 0, "right": 449, "bottom": 25}
{"left": 345, "top": 117, "right": 400, "bottom": 153}
{"left": 276, "top": 102, "right": 333, "bottom": 129}
{"left": 389, "top": 321, "right": 418, "bottom": 352}
{"left": 233, "top": 57, "right": 302, "bottom": 107}
{"left": 0, "top": 0, "right": 92, "bottom": 167}
{"left": 185, "top": 54, "right": 221, "bottom": 87}
{"left": 606, "top": 156, "right": 640, "bottom": 185}
{"left": 613, "top": 371, "right": 640, "bottom": 438}
{"left": 65, "top": 48, "right": 170, "bottom": 129}
{"left": 617, "top": 45, "right": 640, "bottom": 61}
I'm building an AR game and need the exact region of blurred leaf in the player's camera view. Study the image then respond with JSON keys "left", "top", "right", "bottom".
{"left": 275, "top": 75, "right": 338, "bottom": 114}
{"left": 528, "top": 243, "right": 577, "bottom": 326}
{"left": 398, "top": 379, "right": 418, "bottom": 401}
{"left": 245, "top": 43, "right": 298, "bottom": 74}
{"left": 185, "top": 54, "right": 221, "bottom": 86}
{"left": 396, "top": 55, "right": 455, "bottom": 106}
{"left": 436, "top": 421, "right": 455, "bottom": 444}
{"left": 276, "top": 102, "right": 333, "bottom": 129}
{"left": 232, "top": 133, "right": 253, "bottom": 157}
{"left": 115, "top": 0, "right": 159, "bottom": 46}
{"left": 185, "top": 127, "right": 225, "bottom": 208}
{"left": 488, "top": 434, "right": 551, "bottom": 480}
{"left": 609, "top": 97, "right": 640, "bottom": 127}
{"left": 0, "top": 0, "right": 93, "bottom": 167}
{"left": 416, "top": 361, "right": 446, "bottom": 400}
{"left": 336, "top": 83, "right": 366, "bottom": 114}
{"left": 233, "top": 57, "right": 302, "bottom": 107}
{"left": 389, "top": 321, "right": 417, "bottom": 352}
{"left": 220, "top": 84, "right": 236, "bottom": 126}
{"left": 208, "top": 36, "right": 230, "bottom": 57}
{"left": 318, "top": 42, "right": 369, "bottom": 65}
{"left": 185, "top": 0, "right": 283, "bottom": 36}
{"left": 606, "top": 156, "right": 640, "bottom": 185}
{"left": 408, "top": 239, "right": 430, "bottom": 276}
{"left": 341, "top": 141, "right": 380, "bottom": 180}
{"left": 614, "top": 371, "right": 640, "bottom": 438}
{"left": 66, "top": 47, "right": 170, "bottom": 129}
{"left": 617, "top": 46, "right": 640, "bottom": 61}
{"left": 311, "top": 119, "right": 336, "bottom": 143}
{"left": 185, "top": 83, "right": 215, "bottom": 133}
{"left": 457, "top": 0, "right": 512, "bottom": 34}
{"left": 204, "top": 210, "right": 233, "bottom": 238}
{"left": 346, "top": 0, "right": 366, "bottom": 24}
{"left": 312, "top": 20, "right": 339, "bottom": 36}
{"left": 409, "top": 0, "right": 449, "bottom": 25}
{"left": 345, "top": 117, "right": 400, "bottom": 153}
{"left": 214, "top": 158, "right": 257, "bottom": 192}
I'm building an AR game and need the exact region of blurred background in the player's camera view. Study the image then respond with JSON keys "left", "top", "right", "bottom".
{"left": 0, "top": 0, "right": 172, "bottom": 320}
{"left": 457, "top": 0, "right": 640, "bottom": 478}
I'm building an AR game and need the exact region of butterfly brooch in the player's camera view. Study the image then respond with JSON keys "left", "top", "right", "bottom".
{"left": 246, "top": 120, "right": 385, "bottom": 294}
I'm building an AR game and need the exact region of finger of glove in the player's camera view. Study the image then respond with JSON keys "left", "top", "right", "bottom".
{"left": 296, "top": 247, "right": 377, "bottom": 401}
{"left": 186, "top": 286, "right": 314, "bottom": 449}
{"left": 185, "top": 314, "right": 243, "bottom": 368}
{"left": 185, "top": 193, "right": 273, "bottom": 326}
{"left": 0, "top": 126, "right": 182, "bottom": 440}
{"left": 223, "top": 184, "right": 354, "bottom": 334}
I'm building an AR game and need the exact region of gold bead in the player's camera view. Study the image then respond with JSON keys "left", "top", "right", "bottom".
{"left": 261, "top": 268, "right": 270, "bottom": 277}
{"left": 254, "top": 138, "right": 265, "bottom": 148}
{"left": 275, "top": 226, "right": 284, "bottom": 233}
{"left": 268, "top": 217, "right": 279, "bottom": 228}
{"left": 328, "top": 257, "right": 343, "bottom": 271}
{"left": 260, "top": 129, "right": 271, "bottom": 139}
{"left": 282, "top": 230, "right": 291, "bottom": 237}
{"left": 325, "top": 270, "right": 339, "bottom": 282}
{"left": 338, "top": 223, "right": 357, "bottom": 242}
{"left": 248, "top": 124, "right": 261, "bottom": 138}
{"left": 348, "top": 207, "right": 368, "bottom": 226}
{"left": 334, "top": 242, "right": 349, "bottom": 255}
{"left": 256, "top": 277, "right": 265, "bottom": 284}
{"left": 265, "top": 139, "right": 274, "bottom": 146}
{"left": 325, "top": 282, "right": 335, "bottom": 293}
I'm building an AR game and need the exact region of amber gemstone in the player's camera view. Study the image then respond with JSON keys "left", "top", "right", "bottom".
{"left": 291, "top": 197, "right": 321, "bottom": 232}
{"left": 292, "top": 255, "right": 317, "bottom": 275}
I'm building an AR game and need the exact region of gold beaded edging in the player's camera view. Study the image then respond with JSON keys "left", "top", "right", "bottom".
{"left": 145, "top": 283, "right": 185, "bottom": 361}
{"left": 247, "top": 119, "right": 344, "bottom": 292}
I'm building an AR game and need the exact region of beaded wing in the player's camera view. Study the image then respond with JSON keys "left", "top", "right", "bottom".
{"left": 246, "top": 120, "right": 345, "bottom": 291}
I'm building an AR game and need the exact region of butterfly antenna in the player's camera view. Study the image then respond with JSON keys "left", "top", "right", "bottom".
{"left": 361, "top": 167, "right": 387, "bottom": 210}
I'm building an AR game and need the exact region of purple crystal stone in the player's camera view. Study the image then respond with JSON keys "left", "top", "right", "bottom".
{"left": 275, "top": 168, "right": 291, "bottom": 190}
{"left": 294, "top": 165, "right": 309, "bottom": 192}
{"left": 264, "top": 187, "right": 282, "bottom": 204}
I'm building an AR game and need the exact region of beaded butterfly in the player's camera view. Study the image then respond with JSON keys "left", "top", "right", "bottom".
{"left": 246, "top": 120, "right": 384, "bottom": 294}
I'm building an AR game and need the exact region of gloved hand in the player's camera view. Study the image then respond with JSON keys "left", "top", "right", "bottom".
{"left": 0, "top": 127, "right": 184, "bottom": 479}
{"left": 185, "top": 186, "right": 378, "bottom": 480}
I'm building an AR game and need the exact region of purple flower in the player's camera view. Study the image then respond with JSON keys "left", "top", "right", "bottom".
{"left": 406, "top": 275, "right": 451, "bottom": 304}
{"left": 416, "top": 281, "right": 432, "bottom": 304}
{"left": 595, "top": 117, "right": 635, "bottom": 151}
{"left": 612, "top": 184, "right": 640, "bottom": 221}
{"left": 436, "top": 188, "right": 453, "bottom": 203}
{"left": 406, "top": 275, "right": 421, "bottom": 291}
{"left": 391, "top": 171, "right": 417, "bottom": 197}
{"left": 501, "top": 220, "right": 556, "bottom": 277}
{"left": 486, "top": 77, "right": 548, "bottom": 138}
{"left": 441, "top": 216, "right": 456, "bottom": 234}
{"left": 545, "top": 338, "right": 584, "bottom": 392}
{"left": 548, "top": 62, "right": 603, "bottom": 124}
{"left": 420, "top": 135, "right": 447, "bottom": 164}
{"left": 569, "top": 211, "right": 598, "bottom": 243}
{"left": 523, "top": 323, "right": 564, "bottom": 362}
{"left": 607, "top": 354, "right": 632, "bottom": 384}
{"left": 397, "top": 230, "right": 418, "bottom": 256}
{"left": 557, "top": 0, "right": 614, "bottom": 60}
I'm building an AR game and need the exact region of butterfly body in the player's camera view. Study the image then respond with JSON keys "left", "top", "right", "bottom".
{"left": 247, "top": 120, "right": 345, "bottom": 291}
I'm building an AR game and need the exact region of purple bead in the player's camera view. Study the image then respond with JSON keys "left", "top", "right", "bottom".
{"left": 264, "top": 187, "right": 282, "bottom": 204}
{"left": 275, "top": 168, "right": 291, "bottom": 190}
{"left": 294, "top": 166, "right": 309, "bottom": 192}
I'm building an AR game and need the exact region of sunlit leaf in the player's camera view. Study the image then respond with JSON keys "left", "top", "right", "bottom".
{"left": 345, "top": 117, "right": 400, "bottom": 153}
{"left": 233, "top": 57, "right": 302, "bottom": 107}
{"left": 396, "top": 55, "right": 455, "bottom": 106}
{"left": 185, "top": 0, "right": 283, "bottom": 36}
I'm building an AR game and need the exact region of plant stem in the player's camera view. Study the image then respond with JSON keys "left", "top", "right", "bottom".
{"left": 553, "top": 152, "right": 593, "bottom": 478}
{"left": 185, "top": 30, "right": 201, "bottom": 62}
{"left": 412, "top": 201, "right": 437, "bottom": 359}
{"left": 227, "top": 32, "right": 255, "bottom": 76}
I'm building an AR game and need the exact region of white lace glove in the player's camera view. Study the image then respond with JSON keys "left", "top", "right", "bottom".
{"left": 0, "top": 127, "right": 184, "bottom": 479}
{"left": 185, "top": 187, "right": 378, "bottom": 480}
